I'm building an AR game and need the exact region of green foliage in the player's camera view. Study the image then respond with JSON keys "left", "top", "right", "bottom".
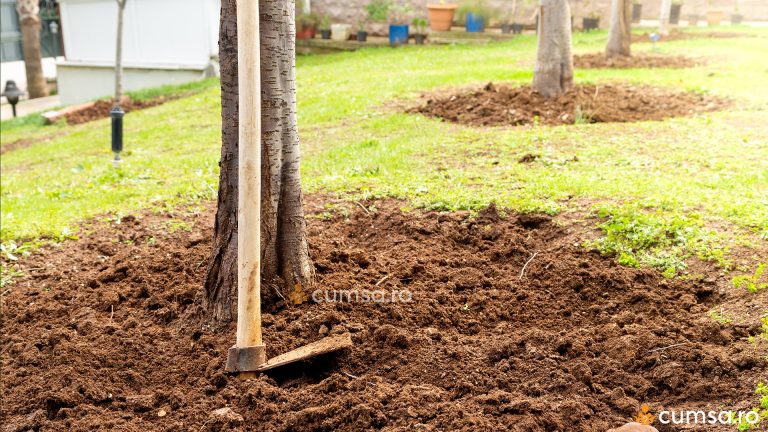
{"left": 734, "top": 383, "right": 768, "bottom": 431}
{"left": 365, "top": 0, "right": 391, "bottom": 22}
{"left": 732, "top": 263, "right": 768, "bottom": 293}
{"left": 319, "top": 15, "right": 331, "bottom": 30}
{"left": 412, "top": 17, "right": 428, "bottom": 34}
{"left": 457, "top": 0, "right": 495, "bottom": 24}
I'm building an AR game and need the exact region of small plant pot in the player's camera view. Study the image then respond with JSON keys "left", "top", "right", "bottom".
{"left": 465, "top": 13, "right": 485, "bottom": 33}
{"left": 670, "top": 4, "right": 682, "bottom": 24}
{"left": 320, "top": 29, "right": 331, "bottom": 39}
{"left": 582, "top": 17, "right": 600, "bottom": 31}
{"left": 731, "top": 14, "right": 743, "bottom": 25}
{"left": 512, "top": 23, "right": 523, "bottom": 34}
{"left": 296, "top": 26, "right": 317, "bottom": 40}
{"left": 414, "top": 33, "right": 426, "bottom": 45}
{"left": 357, "top": 31, "right": 368, "bottom": 42}
{"left": 706, "top": 10, "right": 724, "bottom": 26}
{"left": 389, "top": 24, "right": 409, "bottom": 47}
{"left": 501, "top": 23, "right": 512, "bottom": 34}
{"left": 331, "top": 24, "right": 351, "bottom": 41}
{"left": 632, "top": 3, "right": 642, "bottom": 23}
{"left": 426, "top": 4, "right": 457, "bottom": 31}
{"left": 687, "top": 14, "right": 699, "bottom": 26}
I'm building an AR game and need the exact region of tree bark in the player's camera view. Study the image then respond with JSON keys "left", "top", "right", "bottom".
{"left": 532, "top": 0, "right": 573, "bottom": 98}
{"left": 204, "top": 0, "right": 313, "bottom": 325}
{"left": 115, "top": 0, "right": 127, "bottom": 105}
{"left": 659, "top": 0, "right": 672, "bottom": 35}
{"left": 606, "top": 0, "right": 631, "bottom": 58}
{"left": 16, "top": 0, "right": 48, "bottom": 99}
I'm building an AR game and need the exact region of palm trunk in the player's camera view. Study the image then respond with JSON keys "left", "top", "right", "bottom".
{"left": 115, "top": 0, "right": 127, "bottom": 105}
{"left": 16, "top": 0, "right": 48, "bottom": 99}
{"left": 606, "top": 0, "right": 631, "bottom": 58}
{"left": 659, "top": 0, "right": 672, "bottom": 35}
{"left": 204, "top": 0, "right": 313, "bottom": 325}
{"left": 532, "top": 0, "right": 573, "bottom": 98}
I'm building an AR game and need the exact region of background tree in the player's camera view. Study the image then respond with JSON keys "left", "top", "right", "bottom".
{"left": 532, "top": 0, "right": 573, "bottom": 98}
{"left": 659, "top": 0, "right": 672, "bottom": 35}
{"left": 606, "top": 0, "right": 631, "bottom": 58}
{"left": 16, "top": 0, "right": 48, "bottom": 98}
{"left": 204, "top": 0, "right": 313, "bottom": 324}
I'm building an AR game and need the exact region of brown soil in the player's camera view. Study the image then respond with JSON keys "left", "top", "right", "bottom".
{"left": 64, "top": 98, "right": 168, "bottom": 125}
{"left": 632, "top": 30, "right": 752, "bottom": 43}
{"left": 411, "top": 83, "right": 726, "bottom": 127}
{"left": 2, "top": 199, "right": 765, "bottom": 432}
{"left": 574, "top": 53, "right": 700, "bottom": 69}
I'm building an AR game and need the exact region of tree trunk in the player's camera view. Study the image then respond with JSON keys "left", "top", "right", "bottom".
{"left": 204, "top": 0, "right": 313, "bottom": 325}
{"left": 659, "top": 0, "right": 672, "bottom": 35}
{"left": 606, "top": 0, "right": 631, "bottom": 58}
{"left": 16, "top": 0, "right": 48, "bottom": 99}
{"left": 115, "top": 0, "right": 127, "bottom": 105}
{"left": 532, "top": 0, "right": 573, "bottom": 98}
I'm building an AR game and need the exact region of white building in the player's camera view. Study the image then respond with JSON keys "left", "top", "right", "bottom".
{"left": 57, "top": 0, "right": 220, "bottom": 105}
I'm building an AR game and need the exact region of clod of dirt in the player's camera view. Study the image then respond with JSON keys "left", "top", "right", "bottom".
{"left": 411, "top": 83, "right": 726, "bottom": 127}
{"left": 64, "top": 97, "right": 168, "bottom": 125}
{"left": 574, "top": 53, "right": 700, "bottom": 69}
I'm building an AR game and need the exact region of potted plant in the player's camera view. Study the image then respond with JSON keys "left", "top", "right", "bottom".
{"left": 631, "top": 0, "right": 642, "bottom": 24}
{"left": 319, "top": 15, "right": 331, "bottom": 39}
{"left": 412, "top": 17, "right": 427, "bottom": 44}
{"left": 501, "top": 0, "right": 527, "bottom": 34}
{"left": 297, "top": 13, "right": 319, "bottom": 40}
{"left": 705, "top": 0, "right": 723, "bottom": 26}
{"left": 670, "top": 0, "right": 683, "bottom": 25}
{"left": 331, "top": 23, "right": 352, "bottom": 41}
{"left": 357, "top": 19, "right": 368, "bottom": 42}
{"left": 688, "top": 13, "right": 699, "bottom": 26}
{"left": 389, "top": 1, "right": 412, "bottom": 46}
{"left": 582, "top": 0, "right": 600, "bottom": 31}
{"left": 427, "top": 1, "right": 458, "bottom": 32}
{"left": 457, "top": 0, "right": 493, "bottom": 33}
{"left": 731, "top": 2, "right": 743, "bottom": 25}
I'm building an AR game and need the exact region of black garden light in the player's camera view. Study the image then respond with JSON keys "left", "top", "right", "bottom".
{"left": 2, "top": 80, "right": 23, "bottom": 118}
{"left": 111, "top": 105, "right": 124, "bottom": 168}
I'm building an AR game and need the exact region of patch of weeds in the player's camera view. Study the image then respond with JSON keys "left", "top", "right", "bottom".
{"left": 590, "top": 203, "right": 728, "bottom": 277}
{"left": 574, "top": 105, "right": 593, "bottom": 125}
{"left": 164, "top": 220, "right": 193, "bottom": 233}
{"left": 734, "top": 383, "right": 768, "bottom": 431}
{"left": 732, "top": 263, "right": 768, "bottom": 293}
{"left": 0, "top": 264, "right": 24, "bottom": 289}
{"left": 709, "top": 308, "right": 733, "bottom": 325}
{"left": 0, "top": 241, "right": 32, "bottom": 261}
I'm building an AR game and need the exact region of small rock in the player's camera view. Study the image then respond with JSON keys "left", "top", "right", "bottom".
{"left": 157, "top": 409, "right": 167, "bottom": 417}
{"left": 606, "top": 422, "right": 659, "bottom": 432}
{"left": 210, "top": 407, "right": 243, "bottom": 424}
{"left": 425, "top": 327, "right": 442, "bottom": 341}
{"left": 318, "top": 324, "right": 329, "bottom": 336}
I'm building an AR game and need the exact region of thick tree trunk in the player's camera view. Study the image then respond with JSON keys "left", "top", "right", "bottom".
{"left": 532, "top": 0, "right": 573, "bottom": 98}
{"left": 606, "top": 0, "right": 631, "bottom": 58}
{"left": 204, "top": 0, "right": 313, "bottom": 325}
{"left": 659, "top": 0, "right": 672, "bottom": 35}
{"left": 16, "top": 0, "right": 48, "bottom": 99}
{"left": 115, "top": 0, "right": 127, "bottom": 105}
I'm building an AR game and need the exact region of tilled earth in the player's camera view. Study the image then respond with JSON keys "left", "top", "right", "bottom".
{"left": 1, "top": 199, "right": 765, "bottom": 432}
{"left": 410, "top": 83, "right": 727, "bottom": 127}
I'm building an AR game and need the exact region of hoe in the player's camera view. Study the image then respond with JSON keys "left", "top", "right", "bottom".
{"left": 225, "top": 0, "right": 352, "bottom": 377}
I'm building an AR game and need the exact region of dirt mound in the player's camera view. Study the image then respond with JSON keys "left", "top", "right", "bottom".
{"left": 64, "top": 97, "right": 168, "bottom": 125}
{"left": 574, "top": 53, "right": 700, "bottom": 69}
{"left": 632, "top": 30, "right": 752, "bottom": 43}
{"left": 411, "top": 83, "right": 726, "bottom": 127}
{"left": 1, "top": 199, "right": 764, "bottom": 432}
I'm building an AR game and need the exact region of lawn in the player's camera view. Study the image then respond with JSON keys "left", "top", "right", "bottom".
{"left": 1, "top": 27, "right": 767, "bottom": 277}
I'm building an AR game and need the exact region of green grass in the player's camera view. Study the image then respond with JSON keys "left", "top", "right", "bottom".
{"left": 1, "top": 28, "right": 767, "bottom": 277}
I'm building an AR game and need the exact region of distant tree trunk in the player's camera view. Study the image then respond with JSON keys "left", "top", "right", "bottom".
{"left": 204, "top": 0, "right": 313, "bottom": 325}
{"left": 532, "top": 0, "right": 573, "bottom": 98}
{"left": 16, "top": 0, "right": 48, "bottom": 99}
{"left": 659, "top": 0, "right": 672, "bottom": 35}
{"left": 606, "top": 0, "right": 631, "bottom": 58}
{"left": 114, "top": 0, "right": 127, "bottom": 105}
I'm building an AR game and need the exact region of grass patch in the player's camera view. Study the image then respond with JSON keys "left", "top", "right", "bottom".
{"left": 733, "top": 263, "right": 768, "bottom": 293}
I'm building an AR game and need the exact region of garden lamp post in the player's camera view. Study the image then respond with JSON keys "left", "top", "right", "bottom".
{"left": 2, "top": 80, "right": 24, "bottom": 118}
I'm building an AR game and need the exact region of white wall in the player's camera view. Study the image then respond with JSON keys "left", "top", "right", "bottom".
{"left": 59, "top": 0, "right": 218, "bottom": 68}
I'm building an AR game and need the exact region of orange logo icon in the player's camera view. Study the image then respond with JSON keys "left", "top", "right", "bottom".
{"left": 635, "top": 404, "right": 655, "bottom": 426}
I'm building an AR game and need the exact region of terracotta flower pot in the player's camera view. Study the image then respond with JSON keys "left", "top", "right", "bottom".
{"left": 427, "top": 4, "right": 458, "bottom": 31}
{"left": 705, "top": 10, "right": 724, "bottom": 26}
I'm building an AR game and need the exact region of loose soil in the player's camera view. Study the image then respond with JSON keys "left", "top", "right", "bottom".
{"left": 2, "top": 199, "right": 765, "bottom": 432}
{"left": 573, "top": 53, "right": 700, "bottom": 69}
{"left": 411, "top": 83, "right": 726, "bottom": 127}
{"left": 64, "top": 98, "right": 169, "bottom": 125}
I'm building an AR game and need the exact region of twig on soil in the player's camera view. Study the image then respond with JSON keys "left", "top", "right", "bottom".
{"left": 1, "top": 289, "right": 10, "bottom": 297}
{"left": 648, "top": 342, "right": 689, "bottom": 353}
{"left": 375, "top": 274, "right": 390, "bottom": 286}
{"left": 355, "top": 201, "right": 371, "bottom": 216}
{"left": 519, "top": 252, "right": 539, "bottom": 280}
{"left": 110, "top": 305, "right": 114, "bottom": 322}
{"left": 342, "top": 371, "right": 359, "bottom": 380}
